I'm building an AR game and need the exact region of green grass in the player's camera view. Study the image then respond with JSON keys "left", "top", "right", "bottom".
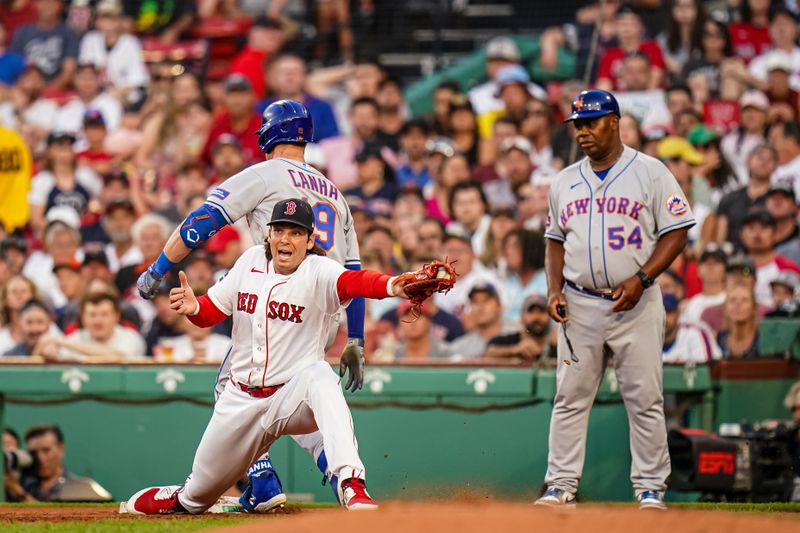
{"left": 3, "top": 517, "right": 254, "bottom": 533}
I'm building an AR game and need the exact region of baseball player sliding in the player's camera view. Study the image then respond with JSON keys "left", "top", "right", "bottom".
{"left": 536, "top": 90, "right": 694, "bottom": 510}
{"left": 126, "top": 198, "right": 433, "bottom": 513}
{"left": 135, "top": 100, "right": 364, "bottom": 511}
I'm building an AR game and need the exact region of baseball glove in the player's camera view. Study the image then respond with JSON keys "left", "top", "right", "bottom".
{"left": 392, "top": 259, "right": 457, "bottom": 318}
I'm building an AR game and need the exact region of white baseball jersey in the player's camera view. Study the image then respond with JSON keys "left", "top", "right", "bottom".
{"left": 205, "top": 157, "right": 360, "bottom": 268}
{"left": 544, "top": 146, "right": 695, "bottom": 289}
{"left": 206, "top": 245, "right": 349, "bottom": 388}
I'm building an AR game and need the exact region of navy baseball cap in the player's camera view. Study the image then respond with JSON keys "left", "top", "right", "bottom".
{"left": 663, "top": 293, "right": 679, "bottom": 312}
{"left": 468, "top": 282, "right": 499, "bottom": 300}
{"left": 83, "top": 109, "right": 106, "bottom": 127}
{"left": 268, "top": 198, "right": 315, "bottom": 233}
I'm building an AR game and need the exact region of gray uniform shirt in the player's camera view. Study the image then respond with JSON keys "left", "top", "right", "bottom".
{"left": 545, "top": 146, "right": 695, "bottom": 289}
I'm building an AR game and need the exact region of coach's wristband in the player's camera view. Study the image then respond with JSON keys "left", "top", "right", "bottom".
{"left": 152, "top": 251, "right": 176, "bottom": 277}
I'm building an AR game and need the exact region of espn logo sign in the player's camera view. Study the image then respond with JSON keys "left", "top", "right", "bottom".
{"left": 697, "top": 451, "right": 735, "bottom": 475}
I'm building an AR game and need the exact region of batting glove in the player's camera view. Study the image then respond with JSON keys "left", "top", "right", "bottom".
{"left": 137, "top": 265, "right": 163, "bottom": 300}
{"left": 339, "top": 338, "right": 365, "bottom": 393}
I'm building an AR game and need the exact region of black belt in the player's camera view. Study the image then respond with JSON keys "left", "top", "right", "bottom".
{"left": 565, "top": 280, "right": 616, "bottom": 301}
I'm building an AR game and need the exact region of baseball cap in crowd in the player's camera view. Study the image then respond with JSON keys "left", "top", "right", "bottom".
{"left": 47, "top": 131, "right": 76, "bottom": 146}
{"left": 485, "top": 36, "right": 520, "bottom": 62}
{"left": 52, "top": 257, "right": 82, "bottom": 274}
{"left": 443, "top": 229, "right": 471, "bottom": 247}
{"left": 45, "top": 206, "right": 81, "bottom": 230}
{"left": 96, "top": 0, "right": 123, "bottom": 17}
{"left": 663, "top": 293, "right": 679, "bottom": 313}
{"left": 726, "top": 254, "right": 756, "bottom": 276}
{"left": 82, "top": 249, "right": 109, "bottom": 267}
{"left": 268, "top": 198, "right": 315, "bottom": 232}
{"left": 699, "top": 245, "right": 727, "bottom": 265}
{"left": 448, "top": 93, "right": 474, "bottom": 114}
{"left": 0, "top": 236, "right": 27, "bottom": 255}
{"left": 657, "top": 137, "right": 704, "bottom": 165}
{"left": 185, "top": 249, "right": 215, "bottom": 268}
{"left": 83, "top": 109, "right": 106, "bottom": 128}
{"left": 771, "top": 271, "right": 799, "bottom": 292}
{"left": 739, "top": 90, "right": 770, "bottom": 112}
{"left": 743, "top": 207, "right": 776, "bottom": 227}
{"left": 224, "top": 73, "right": 253, "bottom": 92}
{"left": 212, "top": 133, "right": 241, "bottom": 153}
{"left": 500, "top": 135, "right": 533, "bottom": 157}
{"left": 206, "top": 225, "right": 240, "bottom": 254}
{"left": 643, "top": 126, "right": 669, "bottom": 143}
{"left": 103, "top": 170, "right": 129, "bottom": 187}
{"left": 766, "top": 50, "right": 794, "bottom": 73}
{"left": 425, "top": 137, "right": 456, "bottom": 158}
{"left": 468, "top": 282, "right": 499, "bottom": 300}
{"left": 687, "top": 125, "right": 720, "bottom": 147}
{"left": 767, "top": 180, "right": 795, "bottom": 200}
{"left": 494, "top": 64, "right": 531, "bottom": 97}
{"left": 522, "top": 293, "right": 548, "bottom": 312}
{"left": 105, "top": 197, "right": 134, "bottom": 216}
{"left": 355, "top": 141, "right": 385, "bottom": 164}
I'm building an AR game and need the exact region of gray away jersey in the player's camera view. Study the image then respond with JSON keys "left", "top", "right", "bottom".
{"left": 204, "top": 157, "right": 360, "bottom": 267}
{"left": 545, "top": 145, "right": 695, "bottom": 289}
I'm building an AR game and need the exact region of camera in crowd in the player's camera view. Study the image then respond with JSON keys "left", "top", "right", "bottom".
{"left": 668, "top": 422, "right": 800, "bottom": 502}
{"left": 3, "top": 448, "right": 34, "bottom": 475}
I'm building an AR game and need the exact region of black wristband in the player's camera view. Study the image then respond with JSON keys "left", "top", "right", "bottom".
{"left": 635, "top": 270, "right": 654, "bottom": 289}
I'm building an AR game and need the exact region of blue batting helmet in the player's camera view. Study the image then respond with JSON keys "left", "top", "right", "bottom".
{"left": 257, "top": 99, "right": 314, "bottom": 154}
{"left": 563, "top": 89, "right": 621, "bottom": 123}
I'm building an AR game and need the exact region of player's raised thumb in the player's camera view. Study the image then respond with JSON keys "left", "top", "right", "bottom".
{"left": 178, "top": 270, "right": 189, "bottom": 288}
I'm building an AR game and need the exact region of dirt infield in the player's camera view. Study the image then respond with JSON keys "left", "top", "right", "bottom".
{"left": 209, "top": 502, "right": 800, "bottom": 533}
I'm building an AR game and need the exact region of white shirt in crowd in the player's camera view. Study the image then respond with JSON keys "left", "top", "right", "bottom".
{"left": 104, "top": 243, "right": 144, "bottom": 273}
{"left": 55, "top": 92, "right": 123, "bottom": 133}
{"left": 772, "top": 154, "right": 800, "bottom": 203}
{"left": 79, "top": 31, "right": 149, "bottom": 90}
{"left": 749, "top": 47, "right": 800, "bottom": 92}
{"left": 435, "top": 260, "right": 501, "bottom": 316}
{"left": 60, "top": 324, "right": 146, "bottom": 360}
{"left": 681, "top": 291, "right": 726, "bottom": 326}
{"left": 662, "top": 322, "right": 722, "bottom": 364}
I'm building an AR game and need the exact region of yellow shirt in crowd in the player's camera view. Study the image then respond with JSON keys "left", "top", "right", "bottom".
{"left": 0, "top": 127, "right": 32, "bottom": 232}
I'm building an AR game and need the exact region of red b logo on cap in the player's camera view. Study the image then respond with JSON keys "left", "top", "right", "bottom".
{"left": 285, "top": 201, "right": 297, "bottom": 215}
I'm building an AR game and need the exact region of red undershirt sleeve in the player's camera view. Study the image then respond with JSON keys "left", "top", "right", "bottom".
{"left": 336, "top": 270, "right": 392, "bottom": 302}
{"left": 187, "top": 294, "right": 230, "bottom": 328}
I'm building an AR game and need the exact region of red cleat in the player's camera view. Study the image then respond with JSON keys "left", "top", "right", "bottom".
{"left": 127, "top": 485, "right": 187, "bottom": 515}
{"left": 338, "top": 478, "right": 378, "bottom": 510}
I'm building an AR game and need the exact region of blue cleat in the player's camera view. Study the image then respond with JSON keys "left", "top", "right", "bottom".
{"left": 239, "top": 456, "right": 287, "bottom": 513}
{"left": 637, "top": 490, "right": 666, "bottom": 510}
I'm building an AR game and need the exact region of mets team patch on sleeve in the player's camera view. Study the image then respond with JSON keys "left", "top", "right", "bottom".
{"left": 666, "top": 194, "right": 688, "bottom": 216}
{"left": 545, "top": 215, "right": 552, "bottom": 228}
{"left": 210, "top": 188, "right": 230, "bottom": 200}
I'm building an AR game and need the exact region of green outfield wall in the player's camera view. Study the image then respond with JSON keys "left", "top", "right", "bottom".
{"left": 0, "top": 362, "right": 795, "bottom": 503}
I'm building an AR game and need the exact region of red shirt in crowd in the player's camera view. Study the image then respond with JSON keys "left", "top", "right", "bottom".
{"left": 597, "top": 41, "right": 666, "bottom": 90}
{"left": 202, "top": 112, "right": 263, "bottom": 165}
{"left": 230, "top": 47, "right": 271, "bottom": 100}
{"left": 0, "top": 0, "right": 37, "bottom": 39}
{"left": 728, "top": 22, "right": 772, "bottom": 64}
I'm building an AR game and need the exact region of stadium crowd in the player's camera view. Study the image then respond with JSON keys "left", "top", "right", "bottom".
{"left": 1, "top": 0, "right": 800, "bottom": 364}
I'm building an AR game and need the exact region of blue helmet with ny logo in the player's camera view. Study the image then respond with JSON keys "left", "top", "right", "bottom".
{"left": 257, "top": 99, "right": 314, "bottom": 154}
{"left": 563, "top": 89, "right": 621, "bottom": 123}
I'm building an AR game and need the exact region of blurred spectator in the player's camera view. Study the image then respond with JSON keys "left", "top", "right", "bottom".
{"left": 319, "top": 96, "right": 384, "bottom": 190}
{"left": 720, "top": 90, "right": 769, "bottom": 182}
{"left": 159, "top": 162, "right": 211, "bottom": 223}
{"left": 259, "top": 54, "right": 340, "bottom": 141}
{"left": 157, "top": 316, "right": 231, "bottom": 363}
{"left": 446, "top": 181, "right": 491, "bottom": 257}
{"left": 748, "top": 8, "right": 800, "bottom": 92}
{"left": 480, "top": 209, "right": 517, "bottom": 269}
{"left": 435, "top": 233, "right": 498, "bottom": 317}
{"left": 682, "top": 245, "right": 728, "bottom": 325}
{"left": 473, "top": 117, "right": 520, "bottom": 182}
{"left": 205, "top": 225, "right": 242, "bottom": 277}
{"left": 123, "top": 0, "right": 196, "bottom": 43}
{"left": 520, "top": 97, "right": 557, "bottom": 174}
{"left": 715, "top": 143, "right": 774, "bottom": 249}
{"left": 58, "top": 288, "right": 145, "bottom": 360}
{"left": 688, "top": 125, "right": 740, "bottom": 208}
{"left": 469, "top": 37, "right": 521, "bottom": 122}
{"left": 477, "top": 64, "right": 534, "bottom": 142}
{"left": 0, "top": 0, "right": 36, "bottom": 40}
{"left": 376, "top": 76, "right": 407, "bottom": 151}
{"left": 78, "top": 0, "right": 148, "bottom": 102}
{"left": 229, "top": 16, "right": 285, "bottom": 99}
{"left": 770, "top": 121, "right": 800, "bottom": 202}
{"left": 361, "top": 225, "right": 397, "bottom": 273}
{"left": 615, "top": 52, "right": 671, "bottom": 129}
{"left": 767, "top": 181, "right": 798, "bottom": 247}
{"left": 497, "top": 228, "right": 547, "bottom": 324}
{"left": 393, "top": 301, "right": 451, "bottom": 360}
{"left": 115, "top": 213, "right": 171, "bottom": 299}
{"left": 146, "top": 278, "right": 181, "bottom": 355}
{"left": 0, "top": 19, "right": 25, "bottom": 85}
{"left": 210, "top": 134, "right": 246, "bottom": 183}
{"left": 0, "top": 237, "right": 27, "bottom": 281}
{"left": 662, "top": 292, "right": 720, "bottom": 363}
{"left": 425, "top": 152, "right": 469, "bottom": 224}
{"left": 486, "top": 293, "right": 554, "bottom": 361}
{"left": 344, "top": 141, "right": 396, "bottom": 213}
{"left": 767, "top": 271, "right": 800, "bottom": 317}
{"left": 0, "top": 274, "right": 39, "bottom": 353}
{"left": 656, "top": 0, "right": 705, "bottom": 79}
{"left": 431, "top": 79, "right": 460, "bottom": 136}
{"left": 102, "top": 198, "right": 143, "bottom": 273}
{"left": 202, "top": 74, "right": 261, "bottom": 165}
{"left": 618, "top": 113, "right": 643, "bottom": 151}
{"left": 484, "top": 136, "right": 534, "bottom": 211}
{"left": 52, "top": 258, "right": 84, "bottom": 327}
{"left": 677, "top": 110, "right": 704, "bottom": 145}
{"left": 2, "top": 298, "right": 59, "bottom": 357}
{"left": 10, "top": 0, "right": 77, "bottom": 90}
{"left": 728, "top": 0, "right": 773, "bottom": 64}
{"left": 0, "top": 126, "right": 32, "bottom": 234}
{"left": 56, "top": 63, "right": 123, "bottom": 133}
{"left": 763, "top": 51, "right": 799, "bottom": 123}
{"left": 395, "top": 119, "right": 431, "bottom": 189}
{"left": 717, "top": 284, "right": 760, "bottom": 358}
{"left": 664, "top": 83, "right": 694, "bottom": 135}
{"left": 597, "top": 6, "right": 665, "bottom": 91}
{"left": 700, "top": 255, "right": 769, "bottom": 332}
{"left": 447, "top": 283, "right": 504, "bottom": 360}
{"left": 416, "top": 217, "right": 445, "bottom": 259}
{"left": 23, "top": 208, "right": 83, "bottom": 308}
{"left": 182, "top": 250, "right": 215, "bottom": 295}
{"left": 448, "top": 94, "right": 479, "bottom": 166}
{"left": 739, "top": 207, "right": 800, "bottom": 306}
{"left": 136, "top": 72, "right": 211, "bottom": 179}
{"left": 76, "top": 111, "right": 113, "bottom": 176}
{"left": 682, "top": 18, "right": 734, "bottom": 100}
